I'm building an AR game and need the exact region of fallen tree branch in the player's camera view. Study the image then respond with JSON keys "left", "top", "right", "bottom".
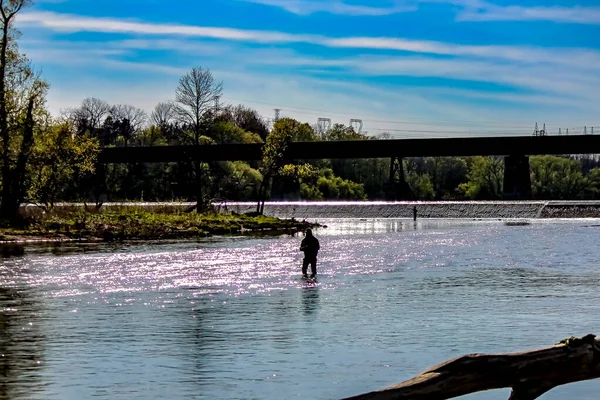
{"left": 343, "top": 334, "right": 600, "bottom": 400}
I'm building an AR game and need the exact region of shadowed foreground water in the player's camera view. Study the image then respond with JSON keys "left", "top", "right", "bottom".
{"left": 1, "top": 219, "right": 600, "bottom": 399}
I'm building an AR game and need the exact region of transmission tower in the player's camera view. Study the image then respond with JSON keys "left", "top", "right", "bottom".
{"left": 584, "top": 126, "right": 588, "bottom": 135}
{"left": 273, "top": 109, "right": 281, "bottom": 123}
{"left": 317, "top": 117, "right": 332, "bottom": 135}
{"left": 533, "top": 122, "right": 547, "bottom": 136}
{"left": 349, "top": 118, "right": 363, "bottom": 133}
{"left": 558, "top": 128, "right": 562, "bottom": 136}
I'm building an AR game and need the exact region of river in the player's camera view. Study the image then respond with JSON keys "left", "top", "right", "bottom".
{"left": 1, "top": 218, "right": 599, "bottom": 399}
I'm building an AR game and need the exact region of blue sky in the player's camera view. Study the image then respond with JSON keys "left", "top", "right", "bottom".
{"left": 14, "top": 0, "right": 600, "bottom": 137}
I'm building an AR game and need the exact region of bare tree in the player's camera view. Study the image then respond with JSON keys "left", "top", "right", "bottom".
{"left": 62, "top": 97, "right": 111, "bottom": 134}
{"left": 110, "top": 104, "right": 147, "bottom": 131}
{"left": 79, "top": 97, "right": 111, "bottom": 129}
{"left": 108, "top": 104, "right": 147, "bottom": 146}
{"left": 175, "top": 67, "right": 222, "bottom": 145}
{"left": 174, "top": 67, "right": 223, "bottom": 211}
{"left": 151, "top": 101, "right": 176, "bottom": 127}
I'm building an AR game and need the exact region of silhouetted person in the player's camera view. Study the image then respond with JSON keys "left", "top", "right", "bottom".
{"left": 300, "top": 228, "right": 320, "bottom": 278}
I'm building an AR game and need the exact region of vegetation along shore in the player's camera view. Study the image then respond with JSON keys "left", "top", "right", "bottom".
{"left": 0, "top": 206, "right": 319, "bottom": 245}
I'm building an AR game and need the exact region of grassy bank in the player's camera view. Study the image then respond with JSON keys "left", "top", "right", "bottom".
{"left": 0, "top": 208, "right": 319, "bottom": 243}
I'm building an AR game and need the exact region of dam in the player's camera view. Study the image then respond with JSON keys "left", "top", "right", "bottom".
{"left": 216, "top": 200, "right": 600, "bottom": 220}
{"left": 19, "top": 200, "right": 600, "bottom": 220}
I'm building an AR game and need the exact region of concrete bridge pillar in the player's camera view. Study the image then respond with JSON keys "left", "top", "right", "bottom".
{"left": 385, "top": 156, "right": 413, "bottom": 201}
{"left": 503, "top": 155, "right": 532, "bottom": 200}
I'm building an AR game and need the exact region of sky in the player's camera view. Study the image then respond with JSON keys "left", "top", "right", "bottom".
{"left": 13, "top": 0, "right": 600, "bottom": 138}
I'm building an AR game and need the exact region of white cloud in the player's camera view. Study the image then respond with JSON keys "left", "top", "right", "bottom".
{"left": 234, "top": 0, "right": 417, "bottom": 16}
{"left": 16, "top": 11, "right": 599, "bottom": 137}
{"left": 234, "top": 0, "right": 600, "bottom": 24}
{"left": 17, "top": 11, "right": 320, "bottom": 43}
{"left": 458, "top": 4, "right": 600, "bottom": 24}
{"left": 16, "top": 11, "right": 600, "bottom": 68}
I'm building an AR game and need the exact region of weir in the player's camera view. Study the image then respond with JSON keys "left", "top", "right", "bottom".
{"left": 219, "top": 201, "right": 549, "bottom": 219}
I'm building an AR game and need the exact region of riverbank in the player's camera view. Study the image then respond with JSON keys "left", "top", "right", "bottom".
{"left": 0, "top": 208, "right": 318, "bottom": 245}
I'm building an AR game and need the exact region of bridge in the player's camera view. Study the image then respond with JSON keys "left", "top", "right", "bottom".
{"left": 98, "top": 135, "right": 600, "bottom": 200}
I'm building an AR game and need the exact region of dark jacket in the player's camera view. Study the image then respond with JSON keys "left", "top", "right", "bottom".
{"left": 300, "top": 235, "right": 320, "bottom": 259}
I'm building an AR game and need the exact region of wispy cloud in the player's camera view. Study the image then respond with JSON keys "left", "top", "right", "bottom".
{"left": 17, "top": 7, "right": 599, "bottom": 136}
{"left": 458, "top": 4, "right": 600, "bottom": 24}
{"left": 234, "top": 0, "right": 417, "bottom": 16}
{"left": 16, "top": 11, "right": 600, "bottom": 67}
{"left": 236, "top": 0, "right": 600, "bottom": 24}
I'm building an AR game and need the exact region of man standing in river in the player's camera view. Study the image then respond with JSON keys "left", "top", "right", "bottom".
{"left": 300, "top": 228, "right": 320, "bottom": 279}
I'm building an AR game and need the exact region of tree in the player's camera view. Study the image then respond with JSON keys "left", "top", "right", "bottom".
{"left": 109, "top": 104, "right": 147, "bottom": 146}
{"left": 211, "top": 121, "right": 262, "bottom": 145}
{"left": 151, "top": 101, "right": 176, "bottom": 128}
{"left": 530, "top": 156, "right": 589, "bottom": 199}
{"left": 458, "top": 156, "right": 504, "bottom": 199}
{"left": 299, "top": 168, "right": 366, "bottom": 200}
{"left": 0, "top": 0, "right": 50, "bottom": 222}
{"left": 64, "top": 97, "right": 111, "bottom": 135}
{"left": 175, "top": 67, "right": 223, "bottom": 212}
{"left": 219, "top": 104, "right": 269, "bottom": 141}
{"left": 256, "top": 118, "right": 299, "bottom": 214}
{"left": 27, "top": 122, "right": 99, "bottom": 207}
{"left": 426, "top": 157, "right": 469, "bottom": 199}
{"left": 406, "top": 172, "right": 435, "bottom": 199}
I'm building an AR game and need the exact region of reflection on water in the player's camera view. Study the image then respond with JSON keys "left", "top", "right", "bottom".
{"left": 0, "top": 219, "right": 600, "bottom": 399}
{"left": 0, "top": 286, "right": 45, "bottom": 400}
{"left": 301, "top": 286, "right": 320, "bottom": 315}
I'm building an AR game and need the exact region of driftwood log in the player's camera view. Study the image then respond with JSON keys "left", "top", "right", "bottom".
{"left": 343, "top": 334, "right": 600, "bottom": 400}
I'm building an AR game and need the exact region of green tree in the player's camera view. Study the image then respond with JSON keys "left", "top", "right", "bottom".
{"left": 256, "top": 118, "right": 313, "bottom": 213}
{"left": 0, "top": 0, "right": 51, "bottom": 222}
{"left": 211, "top": 121, "right": 262, "bottom": 144}
{"left": 458, "top": 156, "right": 504, "bottom": 199}
{"left": 406, "top": 172, "right": 435, "bottom": 199}
{"left": 300, "top": 168, "right": 366, "bottom": 200}
{"left": 218, "top": 104, "right": 269, "bottom": 141}
{"left": 426, "top": 157, "right": 469, "bottom": 199}
{"left": 530, "top": 155, "right": 589, "bottom": 199}
{"left": 27, "top": 122, "right": 99, "bottom": 207}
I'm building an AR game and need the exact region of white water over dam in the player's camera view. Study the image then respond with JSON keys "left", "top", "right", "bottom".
{"left": 218, "top": 201, "right": 600, "bottom": 219}
{"left": 19, "top": 200, "right": 600, "bottom": 219}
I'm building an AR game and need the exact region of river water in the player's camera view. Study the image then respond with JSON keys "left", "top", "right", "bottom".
{"left": 1, "top": 218, "right": 600, "bottom": 400}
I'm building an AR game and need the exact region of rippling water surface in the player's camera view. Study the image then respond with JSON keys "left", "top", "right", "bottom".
{"left": 1, "top": 219, "right": 600, "bottom": 399}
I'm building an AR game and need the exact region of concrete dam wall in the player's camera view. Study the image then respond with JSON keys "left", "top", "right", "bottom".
{"left": 20, "top": 201, "right": 600, "bottom": 219}
{"left": 220, "top": 201, "right": 551, "bottom": 219}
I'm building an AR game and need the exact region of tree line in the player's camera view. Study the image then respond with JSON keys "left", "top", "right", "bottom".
{"left": 2, "top": 0, "right": 600, "bottom": 225}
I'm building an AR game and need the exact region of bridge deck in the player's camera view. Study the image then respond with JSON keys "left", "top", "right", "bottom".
{"left": 98, "top": 135, "right": 600, "bottom": 163}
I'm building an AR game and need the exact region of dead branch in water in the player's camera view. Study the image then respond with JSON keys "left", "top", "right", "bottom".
{"left": 343, "top": 334, "right": 600, "bottom": 400}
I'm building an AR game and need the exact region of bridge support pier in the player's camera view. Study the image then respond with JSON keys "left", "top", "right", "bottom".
{"left": 503, "top": 155, "right": 532, "bottom": 200}
{"left": 385, "top": 156, "right": 413, "bottom": 201}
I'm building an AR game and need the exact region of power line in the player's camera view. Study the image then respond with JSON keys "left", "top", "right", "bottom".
{"left": 220, "top": 95, "right": 574, "bottom": 128}
{"left": 221, "top": 95, "right": 598, "bottom": 135}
